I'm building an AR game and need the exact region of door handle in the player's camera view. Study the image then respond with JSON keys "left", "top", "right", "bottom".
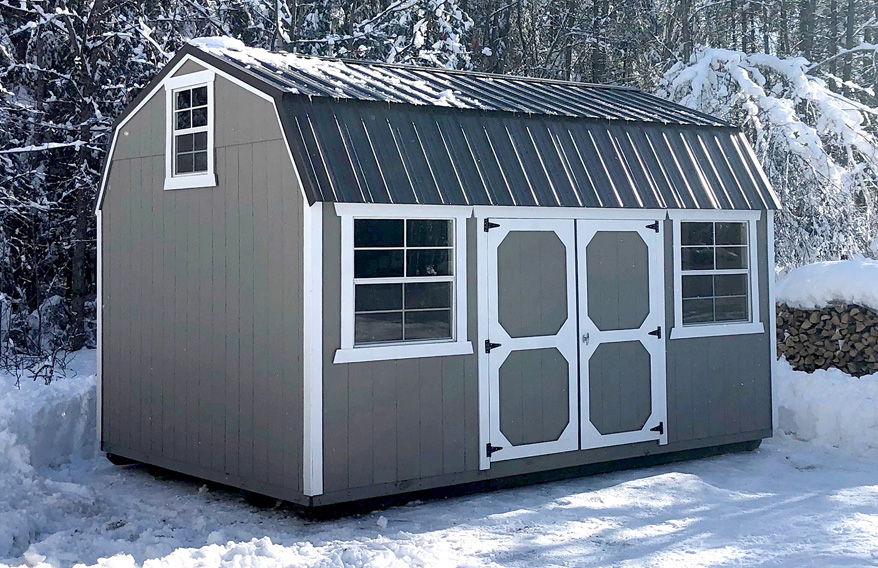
{"left": 648, "top": 326, "right": 662, "bottom": 339}
{"left": 581, "top": 333, "right": 589, "bottom": 345}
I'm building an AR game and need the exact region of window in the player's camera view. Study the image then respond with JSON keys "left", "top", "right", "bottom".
{"left": 354, "top": 219, "right": 454, "bottom": 344}
{"left": 172, "top": 86, "right": 209, "bottom": 175}
{"left": 680, "top": 221, "right": 749, "bottom": 325}
{"left": 334, "top": 205, "right": 473, "bottom": 364}
{"left": 164, "top": 70, "right": 216, "bottom": 190}
{"left": 670, "top": 212, "right": 763, "bottom": 339}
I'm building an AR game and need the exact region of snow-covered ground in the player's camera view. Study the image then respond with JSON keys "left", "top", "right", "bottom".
{"left": 3, "top": 350, "right": 878, "bottom": 567}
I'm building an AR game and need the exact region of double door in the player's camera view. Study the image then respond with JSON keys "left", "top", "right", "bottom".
{"left": 485, "top": 217, "right": 667, "bottom": 463}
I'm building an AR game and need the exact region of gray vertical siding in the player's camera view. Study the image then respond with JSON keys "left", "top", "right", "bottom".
{"left": 321, "top": 210, "right": 481, "bottom": 497}
{"left": 101, "top": 74, "right": 307, "bottom": 504}
{"left": 316, "top": 209, "right": 772, "bottom": 506}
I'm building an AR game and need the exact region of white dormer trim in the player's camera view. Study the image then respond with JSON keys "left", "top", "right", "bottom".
{"left": 163, "top": 70, "right": 217, "bottom": 191}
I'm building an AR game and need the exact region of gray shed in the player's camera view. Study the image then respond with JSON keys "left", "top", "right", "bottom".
{"left": 95, "top": 37, "right": 780, "bottom": 508}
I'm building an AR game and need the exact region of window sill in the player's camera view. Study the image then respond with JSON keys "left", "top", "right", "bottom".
{"left": 333, "top": 340, "right": 473, "bottom": 364}
{"left": 164, "top": 173, "right": 217, "bottom": 191}
{"left": 670, "top": 322, "right": 765, "bottom": 340}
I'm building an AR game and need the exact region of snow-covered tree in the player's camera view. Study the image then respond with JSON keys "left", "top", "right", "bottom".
{"left": 660, "top": 49, "right": 878, "bottom": 269}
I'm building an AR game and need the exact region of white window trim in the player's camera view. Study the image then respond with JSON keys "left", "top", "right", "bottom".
{"left": 164, "top": 70, "right": 217, "bottom": 191}
{"left": 669, "top": 209, "right": 764, "bottom": 339}
{"left": 333, "top": 203, "right": 473, "bottom": 364}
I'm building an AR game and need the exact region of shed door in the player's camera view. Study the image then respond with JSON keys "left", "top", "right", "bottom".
{"left": 576, "top": 219, "right": 668, "bottom": 449}
{"left": 486, "top": 219, "right": 579, "bottom": 461}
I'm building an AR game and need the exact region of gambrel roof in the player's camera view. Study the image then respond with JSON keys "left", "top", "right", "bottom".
{"left": 103, "top": 37, "right": 780, "bottom": 210}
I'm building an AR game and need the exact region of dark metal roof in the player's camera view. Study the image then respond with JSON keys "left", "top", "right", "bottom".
{"left": 175, "top": 40, "right": 779, "bottom": 210}
{"left": 283, "top": 97, "right": 777, "bottom": 209}
{"left": 191, "top": 38, "right": 728, "bottom": 127}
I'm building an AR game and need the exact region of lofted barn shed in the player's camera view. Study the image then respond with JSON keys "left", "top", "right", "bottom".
{"left": 96, "top": 37, "right": 780, "bottom": 508}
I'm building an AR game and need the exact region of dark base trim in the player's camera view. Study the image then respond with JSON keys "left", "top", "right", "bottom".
{"left": 302, "top": 438, "right": 763, "bottom": 519}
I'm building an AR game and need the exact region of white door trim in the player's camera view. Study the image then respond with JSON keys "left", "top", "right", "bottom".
{"left": 577, "top": 218, "right": 669, "bottom": 449}
{"left": 485, "top": 218, "right": 580, "bottom": 462}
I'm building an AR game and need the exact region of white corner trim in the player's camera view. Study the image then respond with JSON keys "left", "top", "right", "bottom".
{"left": 334, "top": 340, "right": 473, "bottom": 364}
{"left": 767, "top": 212, "right": 778, "bottom": 431}
{"left": 669, "top": 212, "right": 763, "bottom": 340}
{"left": 95, "top": 53, "right": 278, "bottom": 213}
{"left": 303, "top": 200, "right": 323, "bottom": 497}
{"left": 96, "top": 209, "right": 103, "bottom": 444}
{"left": 334, "top": 202, "right": 471, "bottom": 363}
{"left": 164, "top": 71, "right": 216, "bottom": 191}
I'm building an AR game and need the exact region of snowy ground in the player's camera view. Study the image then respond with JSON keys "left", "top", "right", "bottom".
{"left": 4, "top": 350, "right": 878, "bottom": 568}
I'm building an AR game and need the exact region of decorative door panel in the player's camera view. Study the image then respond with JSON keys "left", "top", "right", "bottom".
{"left": 577, "top": 220, "right": 668, "bottom": 449}
{"left": 486, "top": 219, "right": 579, "bottom": 461}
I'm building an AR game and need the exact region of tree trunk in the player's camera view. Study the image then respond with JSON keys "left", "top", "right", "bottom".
{"left": 680, "top": 0, "right": 692, "bottom": 61}
{"left": 779, "top": 0, "right": 790, "bottom": 54}
{"left": 842, "top": 0, "right": 855, "bottom": 93}
{"left": 829, "top": 0, "right": 838, "bottom": 77}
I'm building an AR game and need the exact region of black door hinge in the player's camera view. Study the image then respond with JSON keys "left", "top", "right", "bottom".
{"left": 485, "top": 339, "right": 502, "bottom": 353}
{"left": 484, "top": 218, "right": 500, "bottom": 232}
{"left": 650, "top": 421, "right": 664, "bottom": 435}
{"left": 486, "top": 443, "right": 504, "bottom": 457}
{"left": 646, "top": 220, "right": 660, "bottom": 233}
{"left": 648, "top": 326, "right": 662, "bottom": 339}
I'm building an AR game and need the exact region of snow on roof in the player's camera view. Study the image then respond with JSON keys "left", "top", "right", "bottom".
{"left": 776, "top": 258, "right": 878, "bottom": 311}
{"left": 186, "top": 36, "right": 729, "bottom": 126}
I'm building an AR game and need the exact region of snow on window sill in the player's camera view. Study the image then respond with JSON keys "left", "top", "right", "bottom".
{"left": 333, "top": 340, "right": 473, "bottom": 364}
{"left": 670, "top": 321, "right": 765, "bottom": 340}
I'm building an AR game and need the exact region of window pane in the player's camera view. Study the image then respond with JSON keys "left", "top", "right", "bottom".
{"left": 681, "top": 247, "right": 714, "bottom": 270}
{"left": 192, "top": 107, "right": 208, "bottom": 128}
{"left": 405, "top": 282, "right": 452, "bottom": 309}
{"left": 193, "top": 151, "right": 208, "bottom": 173}
{"left": 194, "top": 131, "right": 208, "bottom": 151}
{"left": 355, "top": 312, "right": 403, "bottom": 344}
{"left": 354, "top": 249, "right": 404, "bottom": 278}
{"left": 175, "top": 89, "right": 191, "bottom": 110}
{"left": 176, "top": 152, "right": 194, "bottom": 174}
{"left": 716, "top": 246, "right": 748, "bottom": 269}
{"left": 405, "top": 310, "right": 452, "bottom": 340}
{"left": 407, "top": 219, "right": 451, "bottom": 247}
{"left": 714, "top": 274, "right": 748, "bottom": 297}
{"left": 716, "top": 222, "right": 747, "bottom": 245}
{"left": 355, "top": 283, "right": 402, "bottom": 312}
{"left": 682, "top": 275, "right": 713, "bottom": 299}
{"left": 715, "top": 296, "right": 748, "bottom": 322}
{"left": 682, "top": 298, "right": 714, "bottom": 324}
{"left": 407, "top": 249, "right": 451, "bottom": 277}
{"left": 355, "top": 219, "right": 404, "bottom": 248}
{"left": 681, "top": 222, "right": 713, "bottom": 245}
{"left": 192, "top": 86, "right": 208, "bottom": 107}
{"left": 175, "top": 110, "right": 191, "bottom": 130}
{"left": 177, "top": 133, "right": 193, "bottom": 153}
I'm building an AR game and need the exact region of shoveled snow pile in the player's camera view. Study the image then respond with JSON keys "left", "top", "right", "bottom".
{"left": 775, "top": 258, "right": 878, "bottom": 311}
{"left": 0, "top": 352, "right": 97, "bottom": 559}
{"left": 776, "top": 359, "right": 878, "bottom": 453}
{"left": 4, "top": 351, "right": 878, "bottom": 566}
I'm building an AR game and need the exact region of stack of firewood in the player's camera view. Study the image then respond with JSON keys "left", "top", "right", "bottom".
{"left": 777, "top": 303, "right": 878, "bottom": 377}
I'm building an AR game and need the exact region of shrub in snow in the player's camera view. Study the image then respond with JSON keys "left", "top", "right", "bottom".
{"left": 659, "top": 49, "right": 878, "bottom": 269}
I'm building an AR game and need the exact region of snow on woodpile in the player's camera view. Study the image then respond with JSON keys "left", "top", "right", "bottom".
{"left": 776, "top": 258, "right": 878, "bottom": 311}
{"left": 188, "top": 36, "right": 486, "bottom": 109}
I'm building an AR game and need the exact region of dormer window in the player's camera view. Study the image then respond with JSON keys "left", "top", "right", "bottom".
{"left": 164, "top": 70, "right": 216, "bottom": 190}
